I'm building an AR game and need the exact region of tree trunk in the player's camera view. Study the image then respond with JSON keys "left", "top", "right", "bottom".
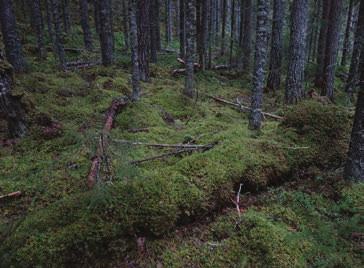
{"left": 122, "top": 0, "right": 129, "bottom": 50}
{"left": 166, "top": 0, "right": 173, "bottom": 46}
{"left": 266, "top": 0, "right": 284, "bottom": 92}
{"left": 62, "top": 0, "right": 71, "bottom": 33}
{"left": 220, "top": 0, "right": 227, "bottom": 56}
{"left": 129, "top": 0, "right": 141, "bottom": 100}
{"left": 0, "top": 0, "right": 26, "bottom": 73}
{"left": 49, "top": 0, "right": 66, "bottom": 69}
{"left": 0, "top": 58, "right": 26, "bottom": 138}
{"left": 285, "top": 0, "right": 309, "bottom": 104}
{"left": 97, "top": 0, "right": 114, "bottom": 66}
{"left": 93, "top": 0, "right": 101, "bottom": 34}
{"left": 29, "top": 0, "right": 46, "bottom": 60}
{"left": 184, "top": 0, "right": 196, "bottom": 98}
{"left": 179, "top": 0, "right": 186, "bottom": 58}
{"left": 80, "top": 0, "right": 93, "bottom": 51}
{"left": 229, "top": 0, "right": 236, "bottom": 67}
{"left": 137, "top": 0, "right": 150, "bottom": 81}
{"left": 314, "top": 0, "right": 331, "bottom": 88}
{"left": 322, "top": 0, "right": 343, "bottom": 100}
{"left": 150, "top": 0, "right": 160, "bottom": 63}
{"left": 249, "top": 0, "right": 269, "bottom": 130}
{"left": 241, "top": 0, "right": 253, "bottom": 72}
{"left": 200, "top": 0, "right": 209, "bottom": 69}
{"left": 45, "top": 0, "right": 53, "bottom": 40}
{"left": 344, "top": 44, "right": 364, "bottom": 181}
{"left": 341, "top": 0, "right": 354, "bottom": 66}
{"left": 346, "top": 1, "right": 364, "bottom": 95}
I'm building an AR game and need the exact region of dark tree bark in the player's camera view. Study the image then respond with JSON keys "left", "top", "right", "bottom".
{"left": 346, "top": 0, "right": 364, "bottom": 95}
{"left": 80, "top": 0, "right": 93, "bottom": 51}
{"left": 208, "top": 0, "right": 213, "bottom": 68}
{"left": 220, "top": 0, "right": 227, "bottom": 56}
{"left": 241, "top": 0, "right": 253, "bottom": 72}
{"left": 322, "top": 0, "right": 343, "bottom": 100}
{"left": 62, "top": 0, "right": 71, "bottom": 33}
{"left": 285, "top": 0, "right": 309, "bottom": 104}
{"left": 166, "top": 0, "right": 173, "bottom": 46}
{"left": 97, "top": 0, "right": 114, "bottom": 66}
{"left": 150, "top": 0, "right": 160, "bottom": 63}
{"left": 137, "top": 0, "right": 150, "bottom": 81}
{"left": 341, "top": 0, "right": 354, "bottom": 66}
{"left": 344, "top": 44, "right": 364, "bottom": 181}
{"left": 309, "top": 0, "right": 321, "bottom": 62}
{"left": 200, "top": 0, "right": 209, "bottom": 69}
{"left": 266, "top": 0, "right": 285, "bottom": 92}
{"left": 0, "top": 57, "right": 26, "bottom": 138}
{"left": 129, "top": 0, "right": 141, "bottom": 100}
{"left": 0, "top": 0, "right": 26, "bottom": 73}
{"left": 93, "top": 0, "right": 100, "bottom": 34}
{"left": 29, "top": 0, "right": 46, "bottom": 60}
{"left": 229, "top": 0, "right": 236, "bottom": 67}
{"left": 314, "top": 0, "right": 331, "bottom": 88}
{"left": 179, "top": 0, "right": 186, "bottom": 58}
{"left": 249, "top": 0, "right": 269, "bottom": 130}
{"left": 184, "top": 0, "right": 196, "bottom": 98}
{"left": 307, "top": 0, "right": 320, "bottom": 63}
{"left": 122, "top": 0, "right": 129, "bottom": 50}
{"left": 45, "top": 0, "right": 53, "bottom": 40}
{"left": 49, "top": 0, "right": 66, "bottom": 69}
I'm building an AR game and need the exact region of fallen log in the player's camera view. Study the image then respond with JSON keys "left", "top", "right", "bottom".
{"left": 113, "top": 139, "right": 214, "bottom": 150}
{"left": 87, "top": 97, "right": 129, "bottom": 189}
{"left": 176, "top": 57, "right": 201, "bottom": 68}
{"left": 126, "top": 127, "right": 150, "bottom": 133}
{"left": 208, "top": 95, "right": 284, "bottom": 121}
{"left": 65, "top": 60, "right": 101, "bottom": 70}
{"left": 130, "top": 143, "right": 215, "bottom": 165}
{"left": 0, "top": 191, "right": 22, "bottom": 201}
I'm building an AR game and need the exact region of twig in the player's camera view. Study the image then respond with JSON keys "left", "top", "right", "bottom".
{"left": 208, "top": 95, "right": 284, "bottom": 120}
{"left": 113, "top": 139, "right": 214, "bottom": 149}
{"left": 130, "top": 143, "right": 216, "bottom": 165}
{"left": 0, "top": 191, "right": 22, "bottom": 201}
{"left": 236, "top": 184, "right": 243, "bottom": 217}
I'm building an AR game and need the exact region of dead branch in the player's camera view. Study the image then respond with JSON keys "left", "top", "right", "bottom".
{"left": 236, "top": 183, "right": 243, "bottom": 217}
{"left": 130, "top": 143, "right": 216, "bottom": 165}
{"left": 0, "top": 191, "right": 22, "bottom": 201}
{"left": 87, "top": 97, "right": 129, "bottom": 189}
{"left": 208, "top": 95, "right": 284, "bottom": 121}
{"left": 113, "top": 139, "right": 215, "bottom": 150}
{"left": 126, "top": 127, "right": 150, "bottom": 133}
{"left": 65, "top": 60, "right": 101, "bottom": 70}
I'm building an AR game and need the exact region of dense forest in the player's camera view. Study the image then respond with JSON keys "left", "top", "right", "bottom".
{"left": 0, "top": 0, "right": 363, "bottom": 266}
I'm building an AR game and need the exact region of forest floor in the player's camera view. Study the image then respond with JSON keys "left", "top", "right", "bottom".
{"left": 0, "top": 48, "right": 363, "bottom": 267}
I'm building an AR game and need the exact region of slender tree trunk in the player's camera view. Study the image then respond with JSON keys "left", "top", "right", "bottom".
{"left": 97, "top": 0, "right": 114, "bottom": 66}
{"left": 285, "top": 0, "right": 309, "bottom": 104}
{"left": 200, "top": 0, "right": 209, "bottom": 69}
{"left": 344, "top": 38, "right": 364, "bottom": 181}
{"left": 307, "top": 0, "right": 320, "bottom": 63}
{"left": 122, "top": 0, "right": 129, "bottom": 50}
{"left": 150, "top": 0, "right": 160, "bottom": 63}
{"left": 249, "top": 0, "right": 269, "bottom": 130}
{"left": 129, "top": 0, "right": 141, "bottom": 100}
{"left": 322, "top": 0, "right": 343, "bottom": 100}
{"left": 93, "top": 0, "right": 100, "bottom": 34}
{"left": 342, "top": 0, "right": 354, "bottom": 66}
{"left": 29, "top": 0, "right": 46, "bottom": 60}
{"left": 242, "top": 0, "right": 253, "bottom": 72}
{"left": 179, "top": 0, "right": 186, "bottom": 58}
{"left": 0, "top": 57, "right": 27, "bottom": 137}
{"left": 229, "top": 0, "right": 236, "bottom": 67}
{"left": 166, "top": 0, "right": 173, "bottom": 46}
{"left": 346, "top": 1, "right": 364, "bottom": 95}
{"left": 266, "top": 0, "right": 284, "bottom": 92}
{"left": 49, "top": 0, "right": 66, "bottom": 69}
{"left": 315, "top": 0, "right": 331, "bottom": 88}
{"left": 137, "top": 0, "right": 150, "bottom": 81}
{"left": 80, "top": 0, "right": 93, "bottom": 51}
{"left": 45, "top": 0, "right": 53, "bottom": 40}
{"left": 310, "top": 0, "right": 321, "bottom": 62}
{"left": 220, "top": 0, "right": 227, "bottom": 56}
{"left": 184, "top": 0, "right": 196, "bottom": 98}
{"left": 208, "top": 0, "right": 213, "bottom": 68}
{"left": 0, "top": 0, "right": 26, "bottom": 72}
{"left": 62, "top": 0, "right": 71, "bottom": 33}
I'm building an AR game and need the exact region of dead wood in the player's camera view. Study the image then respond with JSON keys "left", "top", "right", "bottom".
{"left": 113, "top": 139, "right": 214, "bottom": 149}
{"left": 208, "top": 95, "right": 284, "bottom": 121}
{"left": 87, "top": 97, "right": 129, "bottom": 189}
{"left": 0, "top": 191, "right": 21, "bottom": 201}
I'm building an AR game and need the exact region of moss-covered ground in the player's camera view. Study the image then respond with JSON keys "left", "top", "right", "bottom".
{"left": 0, "top": 46, "right": 363, "bottom": 267}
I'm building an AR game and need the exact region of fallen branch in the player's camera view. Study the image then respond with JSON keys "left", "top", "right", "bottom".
{"left": 126, "top": 127, "right": 150, "bottom": 133}
{"left": 0, "top": 191, "right": 22, "bottom": 201}
{"left": 208, "top": 95, "right": 284, "bottom": 121}
{"left": 87, "top": 97, "right": 129, "bottom": 189}
{"left": 236, "top": 183, "right": 243, "bottom": 217}
{"left": 130, "top": 143, "right": 216, "bottom": 165}
{"left": 113, "top": 139, "right": 214, "bottom": 150}
{"left": 65, "top": 60, "right": 101, "bottom": 70}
